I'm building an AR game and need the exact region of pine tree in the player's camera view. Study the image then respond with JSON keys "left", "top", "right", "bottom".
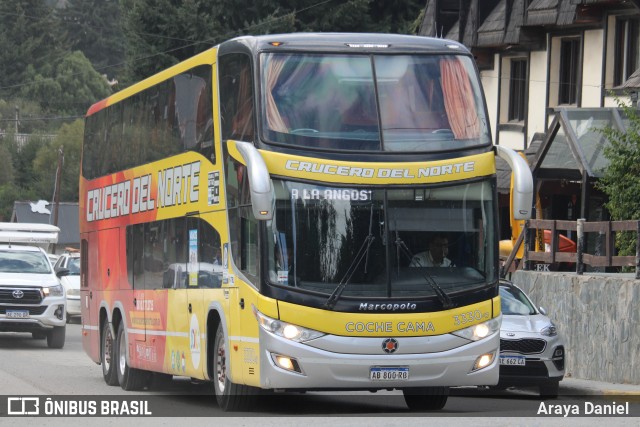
{"left": 59, "top": 0, "right": 126, "bottom": 82}
{"left": 0, "top": 0, "right": 68, "bottom": 99}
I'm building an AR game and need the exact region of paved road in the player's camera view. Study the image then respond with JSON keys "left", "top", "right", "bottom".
{"left": 0, "top": 323, "right": 638, "bottom": 425}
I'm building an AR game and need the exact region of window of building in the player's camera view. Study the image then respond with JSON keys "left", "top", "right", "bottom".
{"left": 614, "top": 18, "right": 640, "bottom": 86}
{"left": 559, "top": 39, "right": 580, "bottom": 105}
{"left": 508, "top": 59, "right": 527, "bottom": 121}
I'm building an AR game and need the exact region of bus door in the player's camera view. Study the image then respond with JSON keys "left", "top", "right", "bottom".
{"left": 183, "top": 214, "right": 224, "bottom": 379}
{"left": 81, "top": 233, "right": 99, "bottom": 363}
{"left": 127, "top": 224, "right": 148, "bottom": 343}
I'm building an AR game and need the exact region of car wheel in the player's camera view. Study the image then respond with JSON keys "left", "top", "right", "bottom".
{"left": 403, "top": 387, "right": 449, "bottom": 411}
{"left": 212, "top": 323, "right": 256, "bottom": 411}
{"left": 539, "top": 381, "right": 560, "bottom": 399}
{"left": 115, "top": 321, "right": 148, "bottom": 390}
{"left": 47, "top": 325, "right": 65, "bottom": 349}
{"left": 32, "top": 332, "right": 46, "bottom": 340}
{"left": 101, "top": 322, "right": 119, "bottom": 386}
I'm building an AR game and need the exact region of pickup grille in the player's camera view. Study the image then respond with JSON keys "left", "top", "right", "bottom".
{"left": 0, "top": 288, "right": 43, "bottom": 304}
{"left": 0, "top": 305, "right": 48, "bottom": 315}
{"left": 500, "top": 338, "right": 547, "bottom": 354}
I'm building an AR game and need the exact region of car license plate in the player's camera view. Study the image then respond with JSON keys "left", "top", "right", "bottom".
{"left": 500, "top": 356, "right": 526, "bottom": 366}
{"left": 370, "top": 367, "right": 409, "bottom": 381}
{"left": 6, "top": 310, "right": 29, "bottom": 319}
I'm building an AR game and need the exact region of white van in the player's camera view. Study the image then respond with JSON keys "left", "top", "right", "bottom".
{"left": 0, "top": 223, "right": 67, "bottom": 348}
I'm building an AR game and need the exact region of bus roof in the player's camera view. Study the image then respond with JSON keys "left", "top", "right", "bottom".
{"left": 0, "top": 222, "right": 60, "bottom": 246}
{"left": 222, "top": 33, "right": 469, "bottom": 55}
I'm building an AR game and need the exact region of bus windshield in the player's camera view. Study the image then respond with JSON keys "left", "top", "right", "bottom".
{"left": 261, "top": 53, "right": 490, "bottom": 152}
{"left": 266, "top": 179, "right": 497, "bottom": 299}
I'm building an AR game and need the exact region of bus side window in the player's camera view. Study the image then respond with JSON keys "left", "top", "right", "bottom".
{"left": 219, "top": 53, "right": 254, "bottom": 142}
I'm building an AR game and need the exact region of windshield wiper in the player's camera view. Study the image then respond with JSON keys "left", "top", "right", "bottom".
{"left": 324, "top": 205, "right": 375, "bottom": 311}
{"left": 394, "top": 233, "right": 454, "bottom": 309}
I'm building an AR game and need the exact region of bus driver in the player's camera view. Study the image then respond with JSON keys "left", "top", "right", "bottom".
{"left": 410, "top": 234, "right": 454, "bottom": 267}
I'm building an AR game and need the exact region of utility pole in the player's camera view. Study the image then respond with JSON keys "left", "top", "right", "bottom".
{"left": 51, "top": 146, "right": 64, "bottom": 253}
{"left": 15, "top": 106, "right": 19, "bottom": 133}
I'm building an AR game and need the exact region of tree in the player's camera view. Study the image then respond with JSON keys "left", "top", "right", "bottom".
{"left": 32, "top": 119, "right": 84, "bottom": 203}
{"left": 0, "top": 0, "right": 68, "bottom": 99}
{"left": 596, "top": 101, "right": 640, "bottom": 257}
{"left": 20, "top": 51, "right": 112, "bottom": 116}
{"left": 59, "top": 0, "right": 126, "bottom": 82}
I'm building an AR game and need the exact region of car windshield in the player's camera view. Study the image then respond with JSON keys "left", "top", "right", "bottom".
{"left": 261, "top": 53, "right": 490, "bottom": 152}
{"left": 0, "top": 250, "right": 52, "bottom": 274}
{"left": 68, "top": 257, "right": 81, "bottom": 275}
{"left": 500, "top": 285, "right": 536, "bottom": 315}
{"left": 266, "top": 179, "right": 496, "bottom": 299}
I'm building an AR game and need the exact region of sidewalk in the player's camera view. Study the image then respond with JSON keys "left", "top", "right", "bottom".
{"left": 561, "top": 377, "right": 640, "bottom": 397}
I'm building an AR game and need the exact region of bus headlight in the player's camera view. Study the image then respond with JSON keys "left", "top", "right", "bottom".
{"left": 43, "top": 284, "right": 64, "bottom": 297}
{"left": 451, "top": 316, "right": 501, "bottom": 341}
{"left": 253, "top": 305, "right": 325, "bottom": 343}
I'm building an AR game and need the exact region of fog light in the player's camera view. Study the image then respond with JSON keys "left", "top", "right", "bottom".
{"left": 54, "top": 305, "right": 64, "bottom": 320}
{"left": 553, "top": 347, "right": 564, "bottom": 358}
{"left": 271, "top": 353, "right": 303, "bottom": 374}
{"left": 552, "top": 346, "right": 565, "bottom": 370}
{"left": 472, "top": 352, "right": 495, "bottom": 372}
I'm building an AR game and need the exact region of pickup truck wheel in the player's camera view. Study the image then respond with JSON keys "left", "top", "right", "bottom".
{"left": 32, "top": 332, "right": 46, "bottom": 340}
{"left": 47, "top": 325, "right": 66, "bottom": 349}
{"left": 101, "top": 322, "right": 119, "bottom": 385}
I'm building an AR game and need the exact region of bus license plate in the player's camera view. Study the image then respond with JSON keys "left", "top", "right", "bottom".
{"left": 6, "top": 310, "right": 29, "bottom": 319}
{"left": 370, "top": 367, "right": 409, "bottom": 381}
{"left": 499, "top": 356, "right": 526, "bottom": 366}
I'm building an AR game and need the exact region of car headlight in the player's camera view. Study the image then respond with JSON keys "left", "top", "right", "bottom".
{"left": 43, "top": 284, "right": 64, "bottom": 297}
{"left": 451, "top": 315, "right": 501, "bottom": 341}
{"left": 541, "top": 324, "right": 558, "bottom": 337}
{"left": 253, "top": 305, "right": 325, "bottom": 343}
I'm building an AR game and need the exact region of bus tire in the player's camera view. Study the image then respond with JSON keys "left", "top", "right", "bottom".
{"left": 212, "top": 323, "right": 256, "bottom": 411}
{"left": 402, "top": 386, "right": 449, "bottom": 411}
{"left": 101, "top": 322, "right": 119, "bottom": 386}
{"left": 115, "top": 321, "right": 147, "bottom": 390}
{"left": 47, "top": 325, "right": 65, "bottom": 349}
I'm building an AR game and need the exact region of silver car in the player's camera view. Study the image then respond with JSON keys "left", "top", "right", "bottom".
{"left": 53, "top": 252, "right": 81, "bottom": 321}
{"left": 498, "top": 280, "right": 565, "bottom": 398}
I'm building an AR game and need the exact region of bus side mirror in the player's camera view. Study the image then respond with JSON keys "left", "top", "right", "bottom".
{"left": 496, "top": 146, "right": 533, "bottom": 220}
{"left": 234, "top": 141, "right": 275, "bottom": 220}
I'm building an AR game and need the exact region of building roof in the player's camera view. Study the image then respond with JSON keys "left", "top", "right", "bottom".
{"left": 10, "top": 201, "right": 79, "bottom": 247}
{"left": 477, "top": 0, "right": 507, "bottom": 47}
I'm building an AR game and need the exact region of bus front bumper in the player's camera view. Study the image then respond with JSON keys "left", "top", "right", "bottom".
{"left": 257, "top": 329, "right": 499, "bottom": 390}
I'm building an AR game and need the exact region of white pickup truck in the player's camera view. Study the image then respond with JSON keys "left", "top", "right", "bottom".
{"left": 0, "top": 223, "right": 66, "bottom": 348}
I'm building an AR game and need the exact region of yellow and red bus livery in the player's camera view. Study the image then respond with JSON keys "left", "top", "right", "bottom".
{"left": 79, "top": 33, "right": 532, "bottom": 411}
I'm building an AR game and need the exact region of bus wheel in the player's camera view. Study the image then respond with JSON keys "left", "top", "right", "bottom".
{"left": 115, "top": 321, "right": 147, "bottom": 390}
{"left": 213, "top": 323, "right": 256, "bottom": 411}
{"left": 402, "top": 387, "right": 449, "bottom": 411}
{"left": 101, "top": 322, "right": 119, "bottom": 386}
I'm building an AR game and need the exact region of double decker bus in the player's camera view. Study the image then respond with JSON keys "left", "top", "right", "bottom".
{"left": 80, "top": 33, "right": 533, "bottom": 411}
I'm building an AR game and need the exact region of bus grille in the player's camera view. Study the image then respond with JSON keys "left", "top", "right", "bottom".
{"left": 0, "top": 288, "right": 43, "bottom": 304}
{"left": 500, "top": 338, "right": 547, "bottom": 354}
